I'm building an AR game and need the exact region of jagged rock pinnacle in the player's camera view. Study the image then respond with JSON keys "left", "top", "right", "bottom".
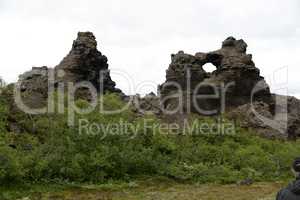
{"left": 55, "top": 31, "right": 119, "bottom": 93}
{"left": 18, "top": 32, "right": 121, "bottom": 109}
{"left": 72, "top": 32, "right": 98, "bottom": 50}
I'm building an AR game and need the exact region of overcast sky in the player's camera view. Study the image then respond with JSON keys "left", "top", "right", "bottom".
{"left": 0, "top": 0, "right": 299, "bottom": 97}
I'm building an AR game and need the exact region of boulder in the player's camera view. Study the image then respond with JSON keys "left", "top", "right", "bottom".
{"left": 17, "top": 66, "right": 49, "bottom": 109}
{"left": 227, "top": 95, "right": 300, "bottom": 139}
{"left": 131, "top": 92, "right": 161, "bottom": 115}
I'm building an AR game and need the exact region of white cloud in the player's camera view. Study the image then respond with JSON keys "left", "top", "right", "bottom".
{"left": 0, "top": 0, "right": 299, "bottom": 96}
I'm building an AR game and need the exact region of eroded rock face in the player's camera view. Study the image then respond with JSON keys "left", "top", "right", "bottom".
{"left": 159, "top": 51, "right": 209, "bottom": 112}
{"left": 227, "top": 95, "right": 300, "bottom": 140}
{"left": 131, "top": 92, "right": 161, "bottom": 115}
{"left": 17, "top": 32, "right": 121, "bottom": 109}
{"left": 274, "top": 95, "right": 300, "bottom": 139}
{"left": 160, "top": 37, "right": 271, "bottom": 114}
{"left": 56, "top": 32, "right": 120, "bottom": 93}
{"left": 199, "top": 37, "right": 271, "bottom": 106}
{"left": 17, "top": 66, "right": 49, "bottom": 109}
{"left": 159, "top": 37, "right": 300, "bottom": 139}
{"left": 12, "top": 34, "right": 300, "bottom": 139}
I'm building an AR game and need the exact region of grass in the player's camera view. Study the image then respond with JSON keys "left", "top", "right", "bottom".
{"left": 0, "top": 92, "right": 297, "bottom": 200}
{"left": 0, "top": 178, "right": 287, "bottom": 200}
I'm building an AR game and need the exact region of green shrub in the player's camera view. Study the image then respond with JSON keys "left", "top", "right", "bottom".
{"left": 0, "top": 146, "right": 24, "bottom": 183}
{"left": 0, "top": 93, "right": 299, "bottom": 185}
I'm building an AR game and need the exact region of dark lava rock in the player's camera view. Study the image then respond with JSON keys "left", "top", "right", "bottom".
{"left": 160, "top": 37, "right": 271, "bottom": 114}
{"left": 159, "top": 51, "right": 209, "bottom": 113}
{"left": 16, "top": 32, "right": 121, "bottom": 109}
{"left": 227, "top": 95, "right": 300, "bottom": 140}
{"left": 8, "top": 32, "right": 122, "bottom": 134}
{"left": 131, "top": 92, "right": 161, "bottom": 115}
{"left": 55, "top": 32, "right": 120, "bottom": 93}
{"left": 17, "top": 66, "right": 49, "bottom": 109}
{"left": 9, "top": 34, "right": 300, "bottom": 139}
{"left": 237, "top": 178, "right": 254, "bottom": 186}
{"left": 159, "top": 37, "right": 299, "bottom": 139}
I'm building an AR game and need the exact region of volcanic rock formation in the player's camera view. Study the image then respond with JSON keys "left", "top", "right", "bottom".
{"left": 17, "top": 32, "right": 121, "bottom": 108}
{"left": 55, "top": 32, "right": 119, "bottom": 93}
{"left": 13, "top": 33, "right": 300, "bottom": 139}
{"left": 159, "top": 37, "right": 299, "bottom": 139}
{"left": 160, "top": 37, "right": 271, "bottom": 113}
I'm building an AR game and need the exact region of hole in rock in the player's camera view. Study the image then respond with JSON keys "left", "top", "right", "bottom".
{"left": 203, "top": 63, "right": 217, "bottom": 73}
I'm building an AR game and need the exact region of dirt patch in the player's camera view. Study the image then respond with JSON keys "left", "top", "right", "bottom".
{"left": 24, "top": 181, "right": 284, "bottom": 200}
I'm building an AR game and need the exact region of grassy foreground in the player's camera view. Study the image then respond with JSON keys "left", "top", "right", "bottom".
{"left": 0, "top": 91, "right": 297, "bottom": 200}
{"left": 1, "top": 178, "right": 286, "bottom": 200}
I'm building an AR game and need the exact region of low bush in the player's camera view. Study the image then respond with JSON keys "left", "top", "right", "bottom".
{"left": 0, "top": 93, "right": 299, "bottom": 185}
